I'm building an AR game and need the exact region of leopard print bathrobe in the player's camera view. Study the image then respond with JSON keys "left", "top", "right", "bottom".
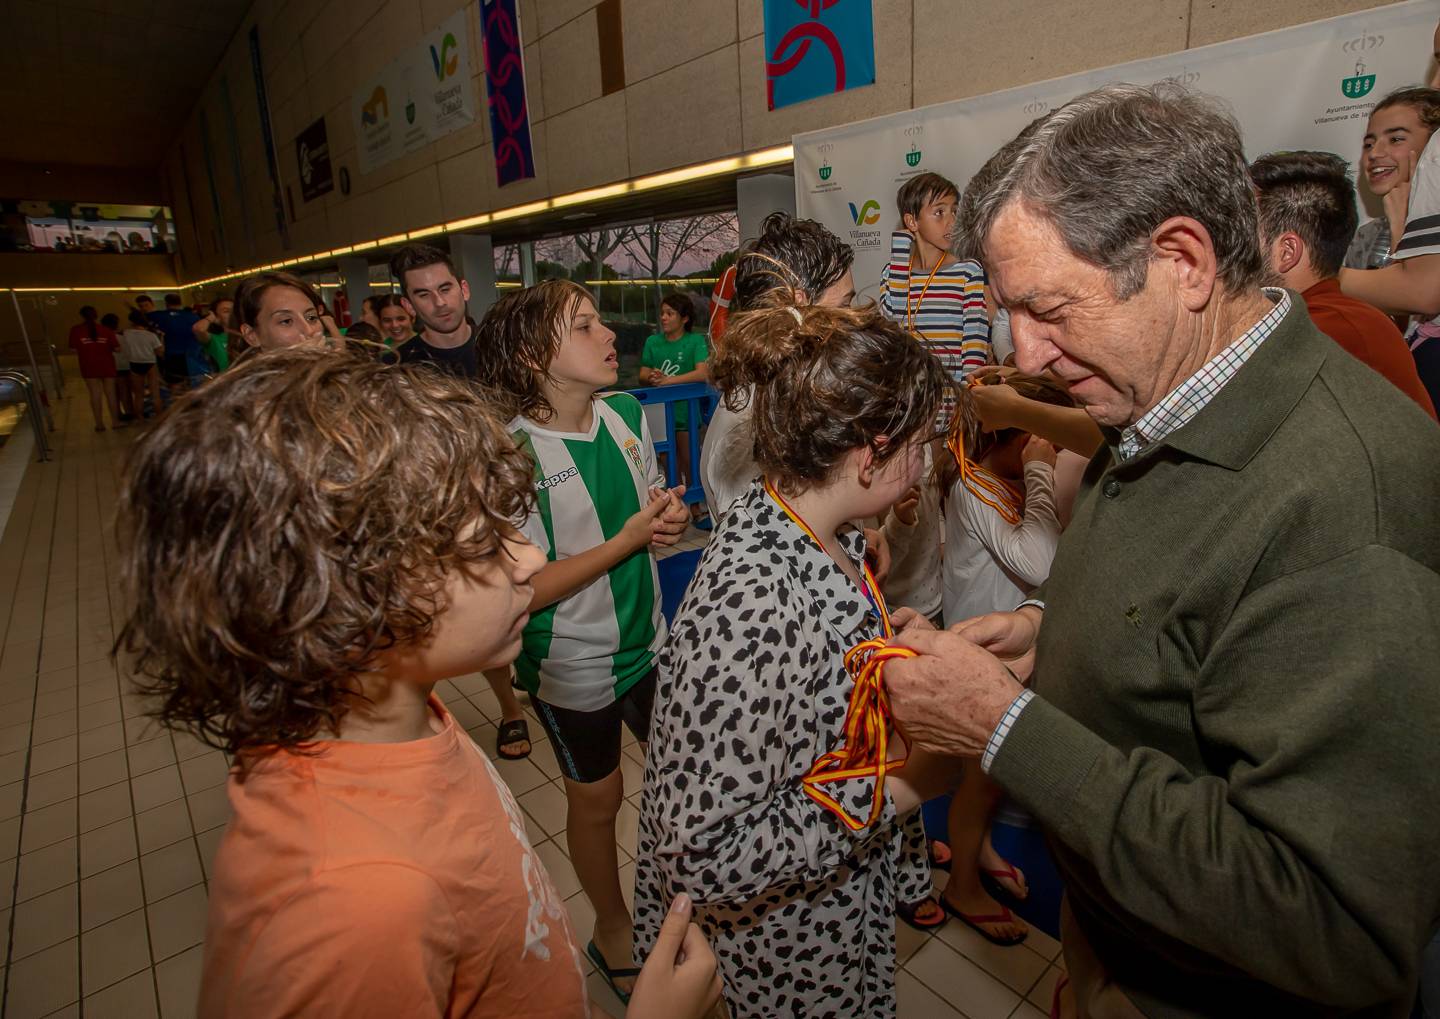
{"left": 633, "top": 482, "right": 930, "bottom": 1018}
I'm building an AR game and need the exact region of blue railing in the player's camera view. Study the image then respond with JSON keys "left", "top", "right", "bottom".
{"left": 627, "top": 382, "right": 719, "bottom": 508}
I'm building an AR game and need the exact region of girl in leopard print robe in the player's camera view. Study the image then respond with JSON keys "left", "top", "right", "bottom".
{"left": 633, "top": 303, "right": 960, "bottom": 1018}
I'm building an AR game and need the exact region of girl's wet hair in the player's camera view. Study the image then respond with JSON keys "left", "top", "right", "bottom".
{"left": 712, "top": 300, "right": 948, "bottom": 494}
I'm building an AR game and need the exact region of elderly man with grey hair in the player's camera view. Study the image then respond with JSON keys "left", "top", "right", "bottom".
{"left": 886, "top": 82, "right": 1440, "bottom": 1017}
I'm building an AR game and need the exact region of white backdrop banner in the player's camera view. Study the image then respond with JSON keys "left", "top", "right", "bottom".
{"left": 795, "top": 0, "right": 1438, "bottom": 300}
{"left": 351, "top": 7, "right": 477, "bottom": 175}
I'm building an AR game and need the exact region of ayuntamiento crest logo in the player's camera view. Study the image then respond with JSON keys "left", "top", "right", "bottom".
{"left": 819, "top": 159, "right": 832, "bottom": 181}
{"left": 1342, "top": 60, "right": 1376, "bottom": 99}
{"left": 905, "top": 142, "right": 921, "bottom": 168}
{"left": 849, "top": 199, "right": 880, "bottom": 225}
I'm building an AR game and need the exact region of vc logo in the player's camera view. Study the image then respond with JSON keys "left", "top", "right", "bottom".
{"left": 431, "top": 32, "right": 459, "bottom": 80}
{"left": 849, "top": 199, "right": 880, "bottom": 225}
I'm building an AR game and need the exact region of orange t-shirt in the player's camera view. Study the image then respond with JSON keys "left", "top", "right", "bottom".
{"left": 1301, "top": 278, "right": 1438, "bottom": 420}
{"left": 198, "top": 699, "right": 589, "bottom": 1018}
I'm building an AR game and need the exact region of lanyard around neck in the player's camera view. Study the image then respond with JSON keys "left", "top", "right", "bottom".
{"left": 764, "top": 476, "right": 913, "bottom": 832}
{"left": 763, "top": 477, "right": 891, "bottom": 636}
{"left": 905, "top": 250, "right": 946, "bottom": 332}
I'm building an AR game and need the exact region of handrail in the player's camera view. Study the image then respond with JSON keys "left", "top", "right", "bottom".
{"left": 0, "top": 369, "right": 52, "bottom": 462}
{"left": 47, "top": 344, "right": 65, "bottom": 396}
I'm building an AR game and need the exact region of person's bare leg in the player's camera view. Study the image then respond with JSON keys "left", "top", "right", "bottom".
{"left": 979, "top": 825, "right": 1029, "bottom": 899}
{"left": 85, "top": 378, "right": 105, "bottom": 429}
{"left": 564, "top": 766, "right": 635, "bottom": 995}
{"left": 484, "top": 666, "right": 529, "bottom": 757}
{"left": 941, "top": 760, "right": 1027, "bottom": 941}
{"left": 131, "top": 373, "right": 146, "bottom": 417}
{"left": 102, "top": 377, "right": 121, "bottom": 427}
{"left": 146, "top": 369, "right": 163, "bottom": 414}
{"left": 675, "top": 429, "right": 705, "bottom": 520}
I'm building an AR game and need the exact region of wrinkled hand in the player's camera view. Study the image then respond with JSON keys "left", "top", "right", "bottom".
{"left": 627, "top": 894, "right": 722, "bottom": 1019}
{"left": 892, "top": 486, "right": 921, "bottom": 527}
{"left": 890, "top": 606, "right": 936, "bottom": 633}
{"left": 884, "top": 627, "right": 1025, "bottom": 758}
{"left": 1020, "top": 435, "right": 1057, "bottom": 468}
{"left": 648, "top": 485, "right": 690, "bottom": 547}
{"left": 950, "top": 607, "right": 1042, "bottom": 683}
{"left": 862, "top": 526, "right": 892, "bottom": 585}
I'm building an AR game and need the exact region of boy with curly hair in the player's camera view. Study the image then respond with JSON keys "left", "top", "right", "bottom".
{"left": 115, "top": 346, "right": 718, "bottom": 1019}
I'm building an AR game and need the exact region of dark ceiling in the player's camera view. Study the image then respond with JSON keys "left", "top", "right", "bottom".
{"left": 0, "top": 0, "right": 252, "bottom": 169}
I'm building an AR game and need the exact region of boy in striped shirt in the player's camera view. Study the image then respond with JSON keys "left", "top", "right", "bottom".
{"left": 881, "top": 172, "right": 991, "bottom": 423}
{"left": 475, "top": 280, "right": 690, "bottom": 1006}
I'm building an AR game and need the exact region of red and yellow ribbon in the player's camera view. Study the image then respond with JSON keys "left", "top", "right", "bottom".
{"left": 764, "top": 479, "right": 917, "bottom": 832}
{"left": 945, "top": 397, "right": 1024, "bottom": 525}
{"left": 905, "top": 251, "right": 946, "bottom": 333}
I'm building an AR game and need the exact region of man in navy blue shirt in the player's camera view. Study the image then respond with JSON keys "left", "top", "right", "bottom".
{"left": 148, "top": 293, "right": 205, "bottom": 391}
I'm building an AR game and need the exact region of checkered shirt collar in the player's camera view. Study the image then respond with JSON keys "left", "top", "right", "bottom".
{"left": 1117, "top": 289, "right": 1290, "bottom": 461}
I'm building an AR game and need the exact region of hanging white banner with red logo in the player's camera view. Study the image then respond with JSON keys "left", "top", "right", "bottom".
{"left": 795, "top": 0, "right": 1431, "bottom": 301}
{"left": 351, "top": 6, "right": 477, "bottom": 176}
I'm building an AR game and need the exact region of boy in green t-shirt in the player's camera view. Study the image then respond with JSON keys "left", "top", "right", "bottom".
{"left": 639, "top": 293, "right": 710, "bottom": 510}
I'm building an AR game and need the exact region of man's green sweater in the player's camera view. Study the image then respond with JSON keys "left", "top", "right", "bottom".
{"left": 990, "top": 297, "right": 1440, "bottom": 1015}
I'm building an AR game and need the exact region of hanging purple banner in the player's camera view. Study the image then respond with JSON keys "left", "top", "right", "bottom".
{"left": 479, "top": 0, "right": 535, "bottom": 187}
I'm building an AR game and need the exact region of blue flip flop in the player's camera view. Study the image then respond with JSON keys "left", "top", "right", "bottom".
{"left": 586, "top": 940, "right": 640, "bottom": 1005}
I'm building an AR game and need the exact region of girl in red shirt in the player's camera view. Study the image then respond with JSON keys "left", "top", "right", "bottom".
{"left": 67, "top": 305, "right": 122, "bottom": 431}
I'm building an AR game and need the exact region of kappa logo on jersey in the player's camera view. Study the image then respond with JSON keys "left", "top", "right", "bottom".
{"left": 622, "top": 438, "right": 646, "bottom": 475}
{"left": 537, "top": 466, "right": 578, "bottom": 491}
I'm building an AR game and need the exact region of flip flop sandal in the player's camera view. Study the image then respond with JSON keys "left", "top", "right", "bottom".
{"left": 980, "top": 861, "right": 1029, "bottom": 901}
{"left": 897, "top": 895, "right": 949, "bottom": 931}
{"left": 938, "top": 895, "right": 1029, "bottom": 947}
{"left": 1051, "top": 973, "right": 1071, "bottom": 1019}
{"left": 927, "top": 837, "right": 953, "bottom": 871}
{"left": 586, "top": 940, "right": 641, "bottom": 1006}
{"left": 495, "top": 718, "right": 532, "bottom": 761}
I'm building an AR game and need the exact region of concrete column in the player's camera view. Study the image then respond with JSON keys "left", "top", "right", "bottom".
{"left": 336, "top": 257, "right": 372, "bottom": 326}
{"left": 520, "top": 240, "right": 537, "bottom": 287}
{"left": 737, "top": 173, "right": 797, "bottom": 245}
{"left": 452, "top": 232, "right": 498, "bottom": 321}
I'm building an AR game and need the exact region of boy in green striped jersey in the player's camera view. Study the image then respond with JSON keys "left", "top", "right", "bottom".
{"left": 476, "top": 280, "right": 690, "bottom": 1005}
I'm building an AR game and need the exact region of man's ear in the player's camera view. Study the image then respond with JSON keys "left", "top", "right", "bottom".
{"left": 1151, "top": 215, "right": 1219, "bottom": 312}
{"left": 1272, "top": 232, "right": 1306, "bottom": 276}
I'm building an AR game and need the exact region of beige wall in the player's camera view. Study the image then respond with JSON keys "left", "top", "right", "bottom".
{"left": 165, "top": 0, "right": 1397, "bottom": 282}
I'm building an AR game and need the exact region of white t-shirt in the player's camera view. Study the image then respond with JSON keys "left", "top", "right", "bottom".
{"left": 699, "top": 392, "right": 758, "bottom": 525}
{"left": 120, "top": 328, "right": 163, "bottom": 364}
{"left": 942, "top": 460, "right": 1060, "bottom": 626}
{"left": 1394, "top": 133, "right": 1440, "bottom": 260}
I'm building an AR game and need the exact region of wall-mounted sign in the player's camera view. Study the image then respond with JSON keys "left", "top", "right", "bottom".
{"left": 295, "top": 116, "right": 334, "bottom": 202}
{"left": 350, "top": 7, "right": 476, "bottom": 175}
{"left": 763, "top": 0, "right": 875, "bottom": 111}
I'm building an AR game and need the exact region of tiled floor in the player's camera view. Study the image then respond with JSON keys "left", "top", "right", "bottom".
{"left": 0, "top": 373, "right": 1063, "bottom": 1019}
